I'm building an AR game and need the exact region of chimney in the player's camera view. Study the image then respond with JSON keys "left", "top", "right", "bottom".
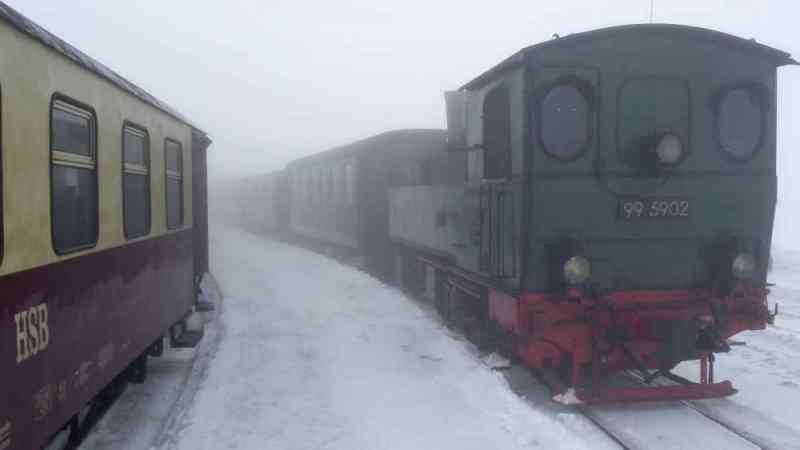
{"left": 444, "top": 90, "right": 468, "bottom": 151}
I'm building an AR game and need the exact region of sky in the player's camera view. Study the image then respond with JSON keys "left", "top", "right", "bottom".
{"left": 4, "top": 0, "right": 800, "bottom": 247}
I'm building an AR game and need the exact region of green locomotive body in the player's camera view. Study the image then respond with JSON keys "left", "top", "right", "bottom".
{"left": 389, "top": 24, "right": 796, "bottom": 402}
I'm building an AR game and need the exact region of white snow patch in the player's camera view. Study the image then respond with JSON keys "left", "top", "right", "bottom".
{"left": 552, "top": 389, "right": 582, "bottom": 406}
{"left": 481, "top": 352, "right": 511, "bottom": 370}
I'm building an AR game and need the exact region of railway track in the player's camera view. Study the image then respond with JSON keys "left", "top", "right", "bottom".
{"left": 623, "top": 373, "right": 800, "bottom": 449}
{"left": 577, "top": 400, "right": 765, "bottom": 450}
{"left": 469, "top": 334, "right": 794, "bottom": 448}
{"left": 566, "top": 370, "right": 800, "bottom": 450}
{"left": 499, "top": 365, "right": 777, "bottom": 450}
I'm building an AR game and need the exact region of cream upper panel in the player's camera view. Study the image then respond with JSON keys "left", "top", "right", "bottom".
{"left": 0, "top": 22, "right": 193, "bottom": 276}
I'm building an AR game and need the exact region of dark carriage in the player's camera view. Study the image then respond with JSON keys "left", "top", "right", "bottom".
{"left": 286, "top": 129, "right": 460, "bottom": 279}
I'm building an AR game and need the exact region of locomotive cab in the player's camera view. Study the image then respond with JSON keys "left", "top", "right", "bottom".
{"left": 440, "top": 24, "right": 797, "bottom": 402}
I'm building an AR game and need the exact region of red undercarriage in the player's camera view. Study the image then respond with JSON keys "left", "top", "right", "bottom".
{"left": 488, "top": 284, "right": 771, "bottom": 403}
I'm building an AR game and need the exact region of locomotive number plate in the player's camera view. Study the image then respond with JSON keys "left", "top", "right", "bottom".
{"left": 619, "top": 197, "right": 689, "bottom": 221}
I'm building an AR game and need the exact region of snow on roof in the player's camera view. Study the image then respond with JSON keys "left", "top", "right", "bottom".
{"left": 0, "top": 1, "right": 206, "bottom": 135}
{"left": 288, "top": 129, "right": 447, "bottom": 167}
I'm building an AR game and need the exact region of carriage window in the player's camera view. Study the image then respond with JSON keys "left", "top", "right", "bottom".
{"left": 51, "top": 98, "right": 98, "bottom": 253}
{"left": 311, "top": 168, "right": 317, "bottom": 203}
{"left": 53, "top": 106, "right": 92, "bottom": 156}
{"left": 310, "top": 169, "right": 317, "bottom": 203}
{"left": 328, "top": 167, "right": 335, "bottom": 201}
{"left": 540, "top": 82, "right": 591, "bottom": 160}
{"left": 314, "top": 167, "right": 325, "bottom": 203}
{"left": 165, "top": 139, "right": 183, "bottom": 229}
{"left": 123, "top": 124, "right": 150, "bottom": 238}
{"left": 337, "top": 164, "right": 346, "bottom": 203}
{"left": 719, "top": 87, "right": 763, "bottom": 160}
{"left": 305, "top": 170, "right": 311, "bottom": 202}
{"left": 345, "top": 162, "right": 356, "bottom": 204}
{"left": 482, "top": 86, "right": 511, "bottom": 179}
{"left": 322, "top": 167, "right": 329, "bottom": 200}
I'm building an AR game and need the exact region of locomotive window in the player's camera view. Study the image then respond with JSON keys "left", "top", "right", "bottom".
{"left": 122, "top": 124, "right": 150, "bottom": 239}
{"left": 719, "top": 87, "right": 763, "bottom": 160}
{"left": 165, "top": 139, "right": 183, "bottom": 229}
{"left": 539, "top": 82, "right": 591, "bottom": 160}
{"left": 51, "top": 97, "right": 98, "bottom": 254}
{"left": 482, "top": 86, "right": 511, "bottom": 179}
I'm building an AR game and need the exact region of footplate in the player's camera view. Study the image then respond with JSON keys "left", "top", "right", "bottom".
{"left": 575, "top": 380, "right": 737, "bottom": 403}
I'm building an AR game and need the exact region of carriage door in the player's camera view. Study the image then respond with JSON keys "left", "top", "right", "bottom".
{"left": 479, "top": 86, "right": 517, "bottom": 280}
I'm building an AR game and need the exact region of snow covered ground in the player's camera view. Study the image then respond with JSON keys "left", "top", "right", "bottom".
{"left": 81, "top": 225, "right": 800, "bottom": 449}
{"left": 155, "top": 225, "right": 617, "bottom": 450}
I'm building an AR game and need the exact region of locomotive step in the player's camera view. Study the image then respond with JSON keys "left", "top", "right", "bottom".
{"left": 575, "top": 380, "right": 737, "bottom": 403}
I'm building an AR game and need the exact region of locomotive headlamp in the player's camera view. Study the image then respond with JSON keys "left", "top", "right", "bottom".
{"left": 655, "top": 133, "right": 683, "bottom": 165}
{"left": 564, "top": 256, "right": 591, "bottom": 285}
{"left": 732, "top": 253, "right": 757, "bottom": 279}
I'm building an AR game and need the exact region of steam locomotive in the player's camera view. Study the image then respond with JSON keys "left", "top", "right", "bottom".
{"left": 220, "top": 24, "right": 795, "bottom": 403}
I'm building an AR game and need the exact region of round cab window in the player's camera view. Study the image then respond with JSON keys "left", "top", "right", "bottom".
{"left": 719, "top": 87, "right": 763, "bottom": 160}
{"left": 540, "top": 84, "right": 590, "bottom": 160}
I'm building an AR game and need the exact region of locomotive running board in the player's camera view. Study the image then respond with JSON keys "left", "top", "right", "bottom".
{"left": 574, "top": 381, "right": 737, "bottom": 403}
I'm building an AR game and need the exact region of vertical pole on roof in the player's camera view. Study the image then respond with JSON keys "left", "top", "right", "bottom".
{"left": 649, "top": 0, "right": 654, "bottom": 23}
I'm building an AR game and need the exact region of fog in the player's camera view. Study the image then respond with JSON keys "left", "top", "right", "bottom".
{"left": 5, "top": 0, "right": 799, "bottom": 247}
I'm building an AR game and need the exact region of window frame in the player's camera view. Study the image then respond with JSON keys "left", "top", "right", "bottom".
{"left": 49, "top": 93, "right": 99, "bottom": 255}
{"left": 714, "top": 82, "right": 768, "bottom": 163}
{"left": 164, "top": 137, "right": 184, "bottom": 229}
{"left": 535, "top": 76, "right": 595, "bottom": 162}
{"left": 121, "top": 121, "right": 151, "bottom": 239}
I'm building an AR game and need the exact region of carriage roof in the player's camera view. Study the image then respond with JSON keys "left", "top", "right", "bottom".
{"left": 0, "top": 1, "right": 206, "bottom": 135}
{"left": 287, "top": 129, "right": 447, "bottom": 168}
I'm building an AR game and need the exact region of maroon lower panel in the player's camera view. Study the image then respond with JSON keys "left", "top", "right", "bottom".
{"left": 0, "top": 230, "right": 194, "bottom": 450}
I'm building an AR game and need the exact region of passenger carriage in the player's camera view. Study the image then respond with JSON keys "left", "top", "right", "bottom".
{"left": 0, "top": 5, "right": 211, "bottom": 449}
